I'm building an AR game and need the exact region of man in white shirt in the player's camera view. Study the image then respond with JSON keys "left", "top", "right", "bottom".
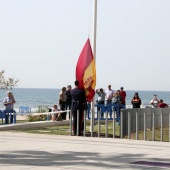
{"left": 105, "top": 85, "right": 114, "bottom": 104}
{"left": 150, "top": 94, "right": 159, "bottom": 108}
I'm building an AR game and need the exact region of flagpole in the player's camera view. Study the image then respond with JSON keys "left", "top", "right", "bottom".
{"left": 91, "top": 0, "right": 97, "bottom": 137}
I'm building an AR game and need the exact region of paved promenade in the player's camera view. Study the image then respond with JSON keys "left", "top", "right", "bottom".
{"left": 0, "top": 132, "right": 170, "bottom": 170}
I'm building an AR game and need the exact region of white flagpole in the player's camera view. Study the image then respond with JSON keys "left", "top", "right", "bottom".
{"left": 93, "top": 0, "right": 97, "bottom": 61}
{"left": 91, "top": 0, "right": 97, "bottom": 137}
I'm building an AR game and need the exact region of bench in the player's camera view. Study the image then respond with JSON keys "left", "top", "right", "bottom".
{"left": 0, "top": 110, "right": 16, "bottom": 124}
{"left": 0, "top": 110, "right": 6, "bottom": 124}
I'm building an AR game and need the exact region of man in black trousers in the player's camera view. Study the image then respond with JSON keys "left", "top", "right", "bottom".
{"left": 71, "top": 80, "right": 86, "bottom": 136}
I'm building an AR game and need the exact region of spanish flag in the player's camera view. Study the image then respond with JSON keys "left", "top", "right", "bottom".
{"left": 76, "top": 38, "right": 96, "bottom": 102}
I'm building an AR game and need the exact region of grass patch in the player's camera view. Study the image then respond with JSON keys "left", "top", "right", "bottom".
{"left": 27, "top": 115, "right": 48, "bottom": 122}
{"left": 8, "top": 121, "right": 120, "bottom": 137}
{"left": 3, "top": 120, "right": 170, "bottom": 142}
{"left": 127, "top": 126, "right": 170, "bottom": 142}
{"left": 16, "top": 120, "right": 29, "bottom": 124}
{"left": 0, "top": 120, "right": 28, "bottom": 124}
{"left": 15, "top": 125, "right": 70, "bottom": 135}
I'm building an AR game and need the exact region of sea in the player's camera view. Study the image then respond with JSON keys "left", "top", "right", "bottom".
{"left": 0, "top": 88, "right": 170, "bottom": 112}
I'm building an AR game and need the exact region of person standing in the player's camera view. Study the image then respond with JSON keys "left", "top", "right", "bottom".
{"left": 113, "top": 90, "right": 122, "bottom": 125}
{"left": 3, "top": 91, "right": 16, "bottom": 124}
{"left": 65, "top": 85, "right": 72, "bottom": 119}
{"left": 150, "top": 94, "right": 159, "bottom": 108}
{"left": 119, "top": 87, "right": 126, "bottom": 109}
{"left": 131, "top": 92, "right": 141, "bottom": 108}
{"left": 59, "top": 87, "right": 67, "bottom": 120}
{"left": 96, "top": 88, "right": 105, "bottom": 118}
{"left": 105, "top": 85, "right": 114, "bottom": 104}
{"left": 71, "top": 80, "right": 86, "bottom": 136}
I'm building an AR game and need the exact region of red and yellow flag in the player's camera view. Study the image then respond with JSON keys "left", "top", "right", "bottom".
{"left": 76, "top": 38, "right": 96, "bottom": 102}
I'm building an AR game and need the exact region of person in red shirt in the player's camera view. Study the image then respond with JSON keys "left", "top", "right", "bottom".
{"left": 119, "top": 87, "right": 126, "bottom": 108}
{"left": 158, "top": 99, "right": 169, "bottom": 108}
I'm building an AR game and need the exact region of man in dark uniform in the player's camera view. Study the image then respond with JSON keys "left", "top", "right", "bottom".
{"left": 71, "top": 80, "right": 86, "bottom": 136}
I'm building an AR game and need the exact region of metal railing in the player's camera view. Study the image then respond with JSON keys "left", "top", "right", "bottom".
{"left": 69, "top": 105, "right": 170, "bottom": 142}
{"left": 120, "top": 108, "right": 170, "bottom": 142}
{"left": 69, "top": 103, "right": 123, "bottom": 137}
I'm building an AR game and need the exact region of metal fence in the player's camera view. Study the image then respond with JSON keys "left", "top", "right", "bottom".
{"left": 69, "top": 103, "right": 122, "bottom": 137}
{"left": 69, "top": 105, "right": 170, "bottom": 142}
{"left": 120, "top": 108, "right": 170, "bottom": 142}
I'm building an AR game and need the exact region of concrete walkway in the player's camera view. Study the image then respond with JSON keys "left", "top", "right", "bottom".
{"left": 0, "top": 132, "right": 170, "bottom": 170}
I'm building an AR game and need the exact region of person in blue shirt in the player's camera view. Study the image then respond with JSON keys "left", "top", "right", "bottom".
{"left": 96, "top": 88, "right": 105, "bottom": 118}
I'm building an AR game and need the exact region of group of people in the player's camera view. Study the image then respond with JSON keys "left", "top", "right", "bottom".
{"left": 95, "top": 85, "right": 126, "bottom": 124}
{"left": 52, "top": 84, "right": 127, "bottom": 131}
{"left": 150, "top": 95, "right": 169, "bottom": 108}
{"left": 96, "top": 85, "right": 126, "bottom": 106}
{"left": 51, "top": 85, "right": 72, "bottom": 121}
{"left": 131, "top": 93, "right": 169, "bottom": 108}
{"left": 53, "top": 83, "right": 170, "bottom": 134}
{"left": 2, "top": 82, "right": 169, "bottom": 135}
{"left": 51, "top": 80, "right": 86, "bottom": 136}
{"left": 95, "top": 85, "right": 169, "bottom": 109}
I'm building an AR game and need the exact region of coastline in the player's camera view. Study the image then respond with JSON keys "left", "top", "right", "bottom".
{"left": 1, "top": 88, "right": 170, "bottom": 112}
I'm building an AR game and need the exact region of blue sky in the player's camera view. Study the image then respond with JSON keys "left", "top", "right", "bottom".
{"left": 0, "top": 0, "right": 170, "bottom": 91}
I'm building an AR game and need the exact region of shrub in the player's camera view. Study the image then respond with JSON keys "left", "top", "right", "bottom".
{"left": 27, "top": 114, "right": 49, "bottom": 122}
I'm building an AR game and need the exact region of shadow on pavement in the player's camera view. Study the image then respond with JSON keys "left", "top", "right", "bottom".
{"left": 0, "top": 150, "right": 169, "bottom": 169}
